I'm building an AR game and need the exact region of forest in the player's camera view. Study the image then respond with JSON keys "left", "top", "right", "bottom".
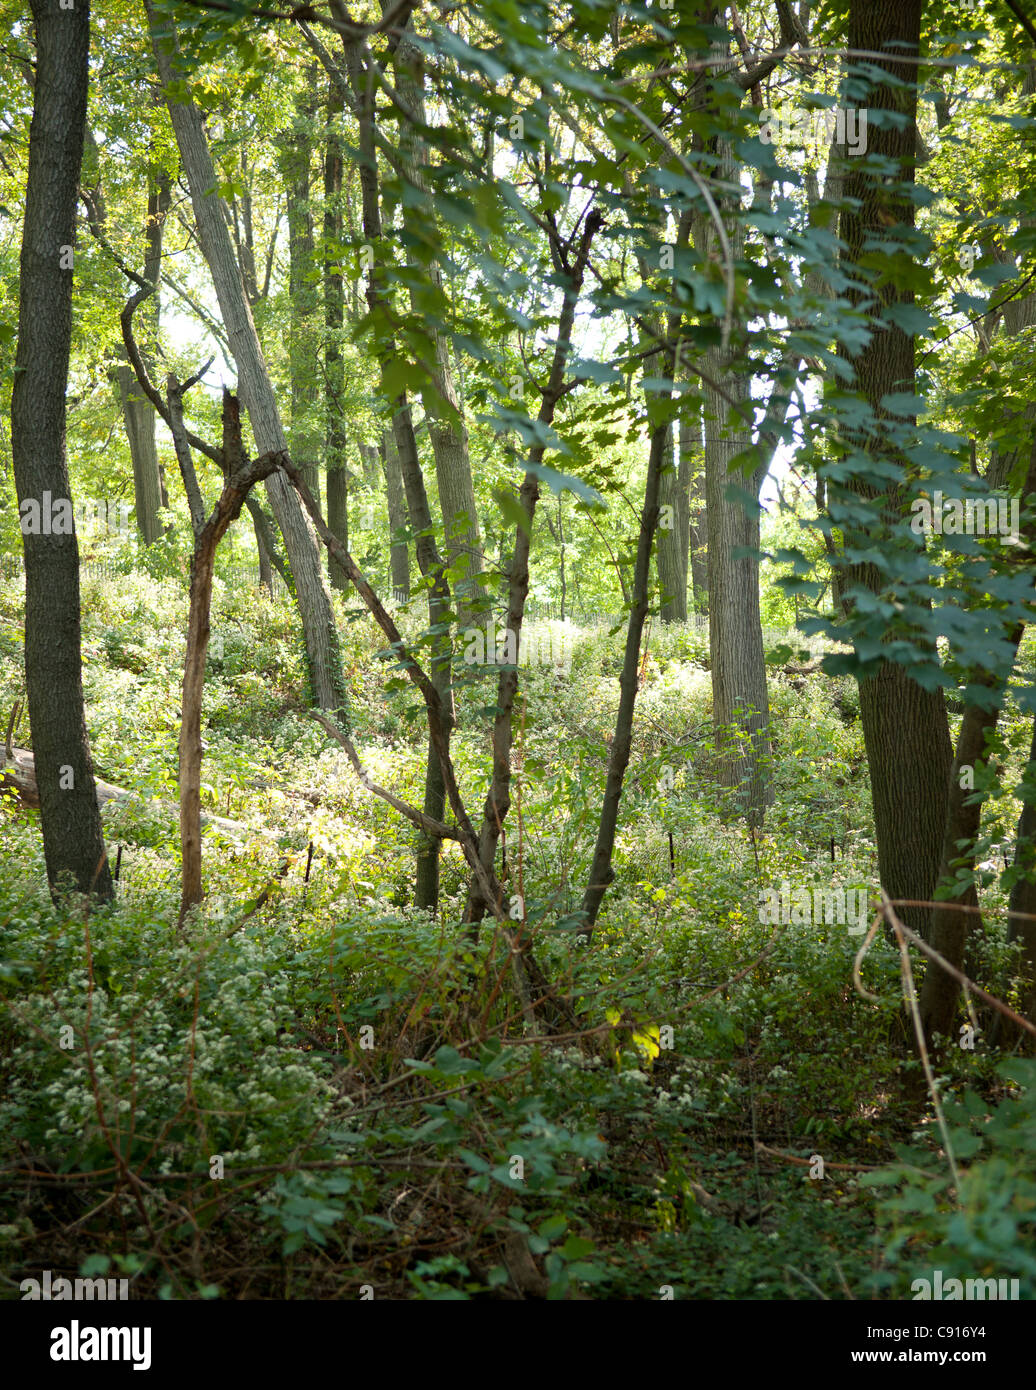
{"left": 0, "top": 0, "right": 1034, "bottom": 1337}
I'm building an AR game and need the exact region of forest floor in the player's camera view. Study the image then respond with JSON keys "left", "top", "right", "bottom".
{"left": 0, "top": 564, "right": 1033, "bottom": 1300}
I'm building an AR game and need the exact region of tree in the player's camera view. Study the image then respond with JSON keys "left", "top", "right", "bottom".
{"left": 146, "top": 3, "right": 348, "bottom": 715}
{"left": 11, "top": 0, "right": 113, "bottom": 901}
{"left": 323, "top": 76, "right": 349, "bottom": 586}
{"left": 834, "top": 0, "right": 953, "bottom": 938}
{"left": 392, "top": 27, "right": 487, "bottom": 626}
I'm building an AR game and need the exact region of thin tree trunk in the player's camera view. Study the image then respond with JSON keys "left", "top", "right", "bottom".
{"left": 280, "top": 87, "right": 321, "bottom": 510}
{"left": 84, "top": 134, "right": 169, "bottom": 545}
{"left": 692, "top": 142, "right": 773, "bottom": 823}
{"left": 244, "top": 496, "right": 290, "bottom": 590}
{"left": 382, "top": 430, "right": 411, "bottom": 602}
{"left": 324, "top": 78, "right": 348, "bottom": 591}
{"left": 463, "top": 210, "right": 605, "bottom": 927}
{"left": 919, "top": 437, "right": 1036, "bottom": 1038}
{"left": 180, "top": 424, "right": 281, "bottom": 922}
{"left": 683, "top": 384, "right": 707, "bottom": 614}
{"left": 657, "top": 421, "right": 686, "bottom": 621}
{"left": 147, "top": 5, "right": 347, "bottom": 715}
{"left": 12, "top": 0, "right": 113, "bottom": 901}
{"left": 704, "top": 350, "right": 773, "bottom": 824}
{"left": 993, "top": 717, "right": 1036, "bottom": 1044}
{"left": 675, "top": 415, "right": 691, "bottom": 609}
{"left": 349, "top": 41, "right": 453, "bottom": 912}
{"left": 252, "top": 507, "right": 274, "bottom": 592}
{"left": 581, "top": 403, "right": 673, "bottom": 934}
{"left": 115, "top": 363, "right": 163, "bottom": 543}
{"left": 393, "top": 31, "right": 487, "bottom": 625}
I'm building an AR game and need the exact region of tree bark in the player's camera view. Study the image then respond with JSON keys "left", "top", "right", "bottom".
{"left": 12, "top": 0, "right": 113, "bottom": 901}
{"left": 147, "top": 4, "right": 347, "bottom": 716}
{"left": 703, "top": 340, "right": 773, "bottom": 825}
{"left": 839, "top": 0, "right": 953, "bottom": 936}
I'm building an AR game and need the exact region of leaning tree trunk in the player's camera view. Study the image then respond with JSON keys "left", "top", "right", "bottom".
{"left": 838, "top": 0, "right": 953, "bottom": 937}
{"left": 147, "top": 5, "right": 347, "bottom": 715}
{"left": 581, "top": 401, "right": 673, "bottom": 934}
{"left": 12, "top": 0, "right": 113, "bottom": 901}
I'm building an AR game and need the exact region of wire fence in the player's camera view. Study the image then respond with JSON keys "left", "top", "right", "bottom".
{"left": 0, "top": 553, "right": 292, "bottom": 597}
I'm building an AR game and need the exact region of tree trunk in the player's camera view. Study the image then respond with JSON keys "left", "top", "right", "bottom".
{"left": 581, "top": 405, "right": 673, "bottom": 933}
{"left": 280, "top": 91, "right": 321, "bottom": 510}
{"left": 394, "top": 32, "right": 487, "bottom": 625}
{"left": 675, "top": 415, "right": 691, "bottom": 607}
{"left": 12, "top": 0, "right": 113, "bottom": 901}
{"left": 84, "top": 136, "right": 169, "bottom": 546}
{"left": 657, "top": 421, "right": 686, "bottom": 621}
{"left": 180, "top": 415, "right": 281, "bottom": 922}
{"left": 704, "top": 350, "right": 773, "bottom": 825}
{"left": 129, "top": 164, "right": 172, "bottom": 543}
{"left": 919, "top": 435, "right": 1036, "bottom": 1038}
{"left": 115, "top": 363, "right": 164, "bottom": 544}
{"left": 993, "top": 717, "right": 1036, "bottom": 1045}
{"left": 839, "top": 0, "right": 953, "bottom": 936}
{"left": 348, "top": 36, "right": 454, "bottom": 912}
{"left": 693, "top": 144, "right": 773, "bottom": 824}
{"left": 683, "top": 414, "right": 707, "bottom": 612}
{"left": 382, "top": 430, "right": 411, "bottom": 602}
{"left": 324, "top": 79, "right": 348, "bottom": 591}
{"left": 252, "top": 506, "right": 274, "bottom": 592}
{"left": 147, "top": 6, "right": 347, "bottom": 716}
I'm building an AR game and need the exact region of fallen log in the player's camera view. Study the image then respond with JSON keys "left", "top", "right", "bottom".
{"left": 0, "top": 744, "right": 273, "bottom": 842}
